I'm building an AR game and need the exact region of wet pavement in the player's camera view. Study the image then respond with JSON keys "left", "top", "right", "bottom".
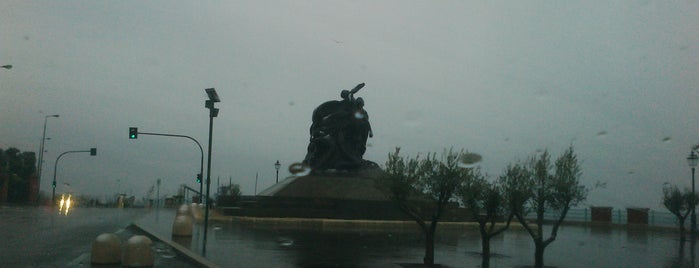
{"left": 135, "top": 209, "right": 699, "bottom": 267}
{"left": 3, "top": 205, "right": 698, "bottom": 267}
{"left": 0, "top": 205, "right": 149, "bottom": 267}
{"left": 0, "top": 205, "right": 204, "bottom": 268}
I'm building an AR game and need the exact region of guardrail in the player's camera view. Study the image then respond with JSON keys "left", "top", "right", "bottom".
{"left": 527, "top": 207, "right": 679, "bottom": 228}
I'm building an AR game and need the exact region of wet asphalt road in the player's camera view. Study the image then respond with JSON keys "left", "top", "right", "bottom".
{"left": 0, "top": 206, "right": 149, "bottom": 267}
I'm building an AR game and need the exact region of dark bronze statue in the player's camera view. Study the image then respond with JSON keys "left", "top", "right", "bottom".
{"left": 303, "top": 83, "right": 378, "bottom": 172}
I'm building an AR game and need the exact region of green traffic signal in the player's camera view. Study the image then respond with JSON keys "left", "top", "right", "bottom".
{"left": 196, "top": 173, "right": 202, "bottom": 183}
{"left": 129, "top": 127, "right": 138, "bottom": 139}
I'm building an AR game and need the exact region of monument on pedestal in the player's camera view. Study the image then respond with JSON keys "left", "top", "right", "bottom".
{"left": 225, "top": 83, "right": 407, "bottom": 220}
{"left": 302, "top": 82, "right": 379, "bottom": 173}
{"left": 259, "top": 82, "right": 383, "bottom": 199}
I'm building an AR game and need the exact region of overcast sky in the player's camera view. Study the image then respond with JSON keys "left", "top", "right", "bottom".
{"left": 1, "top": 1, "right": 698, "bottom": 210}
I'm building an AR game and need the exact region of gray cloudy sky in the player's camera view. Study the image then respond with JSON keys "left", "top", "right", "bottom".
{"left": 1, "top": 1, "right": 698, "bottom": 210}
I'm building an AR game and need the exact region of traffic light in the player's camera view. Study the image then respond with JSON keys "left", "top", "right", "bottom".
{"left": 196, "top": 173, "right": 202, "bottom": 184}
{"left": 129, "top": 127, "right": 138, "bottom": 139}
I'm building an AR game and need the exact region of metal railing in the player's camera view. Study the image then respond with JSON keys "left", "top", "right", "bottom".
{"left": 526, "top": 208, "right": 679, "bottom": 228}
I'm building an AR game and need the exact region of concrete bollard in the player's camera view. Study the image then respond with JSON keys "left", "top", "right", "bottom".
{"left": 122, "top": 235, "right": 154, "bottom": 267}
{"left": 176, "top": 204, "right": 190, "bottom": 216}
{"left": 172, "top": 215, "right": 194, "bottom": 236}
{"left": 190, "top": 203, "right": 204, "bottom": 224}
{"left": 90, "top": 233, "right": 121, "bottom": 264}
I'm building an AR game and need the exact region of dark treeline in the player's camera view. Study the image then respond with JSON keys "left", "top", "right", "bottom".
{"left": 0, "top": 147, "right": 37, "bottom": 203}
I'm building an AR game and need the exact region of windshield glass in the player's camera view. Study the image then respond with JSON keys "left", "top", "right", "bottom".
{"left": 1, "top": 1, "right": 697, "bottom": 267}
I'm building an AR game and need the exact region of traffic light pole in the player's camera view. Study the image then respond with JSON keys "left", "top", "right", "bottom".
{"left": 132, "top": 131, "right": 204, "bottom": 202}
{"left": 52, "top": 148, "right": 96, "bottom": 207}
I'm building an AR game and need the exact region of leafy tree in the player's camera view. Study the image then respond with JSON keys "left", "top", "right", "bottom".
{"left": 0, "top": 147, "right": 36, "bottom": 203}
{"left": 381, "top": 147, "right": 472, "bottom": 266}
{"left": 662, "top": 183, "right": 697, "bottom": 241}
{"left": 218, "top": 183, "right": 241, "bottom": 197}
{"left": 501, "top": 146, "right": 588, "bottom": 268}
{"left": 459, "top": 169, "right": 512, "bottom": 268}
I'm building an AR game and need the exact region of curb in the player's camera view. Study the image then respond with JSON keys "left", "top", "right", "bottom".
{"left": 127, "top": 223, "right": 220, "bottom": 268}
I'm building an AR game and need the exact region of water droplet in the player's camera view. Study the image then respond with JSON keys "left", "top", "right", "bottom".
{"left": 289, "top": 162, "right": 312, "bottom": 177}
{"left": 458, "top": 153, "right": 482, "bottom": 168}
{"left": 277, "top": 237, "right": 294, "bottom": 247}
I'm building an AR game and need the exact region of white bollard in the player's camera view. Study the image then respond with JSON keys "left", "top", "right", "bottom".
{"left": 90, "top": 233, "right": 121, "bottom": 264}
{"left": 122, "top": 235, "right": 154, "bottom": 267}
{"left": 172, "top": 215, "right": 194, "bottom": 236}
{"left": 176, "top": 204, "right": 190, "bottom": 216}
{"left": 191, "top": 203, "right": 204, "bottom": 224}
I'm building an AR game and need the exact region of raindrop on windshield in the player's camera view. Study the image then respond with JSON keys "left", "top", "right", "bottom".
{"left": 289, "top": 162, "right": 312, "bottom": 177}
{"left": 458, "top": 153, "right": 482, "bottom": 168}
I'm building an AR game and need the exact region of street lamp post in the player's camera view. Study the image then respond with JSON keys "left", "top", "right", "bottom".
{"left": 202, "top": 87, "right": 220, "bottom": 256}
{"left": 1, "top": 65, "right": 11, "bottom": 70}
{"left": 156, "top": 178, "right": 161, "bottom": 208}
{"left": 688, "top": 150, "right": 698, "bottom": 239}
{"left": 38, "top": 114, "right": 59, "bottom": 192}
{"left": 275, "top": 160, "right": 281, "bottom": 183}
{"left": 52, "top": 148, "right": 96, "bottom": 207}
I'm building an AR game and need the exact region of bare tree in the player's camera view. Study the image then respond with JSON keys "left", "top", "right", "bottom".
{"left": 662, "top": 183, "right": 697, "bottom": 241}
{"left": 501, "top": 146, "right": 588, "bottom": 268}
{"left": 380, "top": 147, "right": 472, "bottom": 266}
{"left": 459, "top": 169, "right": 511, "bottom": 268}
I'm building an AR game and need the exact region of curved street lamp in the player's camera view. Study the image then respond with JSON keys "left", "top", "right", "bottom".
{"left": 1, "top": 65, "right": 11, "bottom": 70}
{"left": 52, "top": 148, "right": 96, "bottom": 207}
{"left": 687, "top": 150, "right": 698, "bottom": 238}
{"left": 275, "top": 160, "right": 281, "bottom": 183}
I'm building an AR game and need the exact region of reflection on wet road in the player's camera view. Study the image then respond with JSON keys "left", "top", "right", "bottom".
{"left": 0, "top": 206, "right": 148, "bottom": 267}
{"left": 135, "top": 210, "right": 698, "bottom": 267}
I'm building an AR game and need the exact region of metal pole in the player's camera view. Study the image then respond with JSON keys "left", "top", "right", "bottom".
{"left": 38, "top": 115, "right": 58, "bottom": 194}
{"left": 692, "top": 167, "right": 696, "bottom": 238}
{"left": 38, "top": 117, "right": 48, "bottom": 184}
{"left": 137, "top": 131, "right": 204, "bottom": 201}
{"left": 157, "top": 178, "right": 161, "bottom": 208}
{"left": 51, "top": 149, "right": 94, "bottom": 207}
{"left": 203, "top": 112, "right": 214, "bottom": 256}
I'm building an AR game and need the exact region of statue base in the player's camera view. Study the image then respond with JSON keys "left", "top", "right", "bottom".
{"left": 218, "top": 169, "right": 417, "bottom": 220}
